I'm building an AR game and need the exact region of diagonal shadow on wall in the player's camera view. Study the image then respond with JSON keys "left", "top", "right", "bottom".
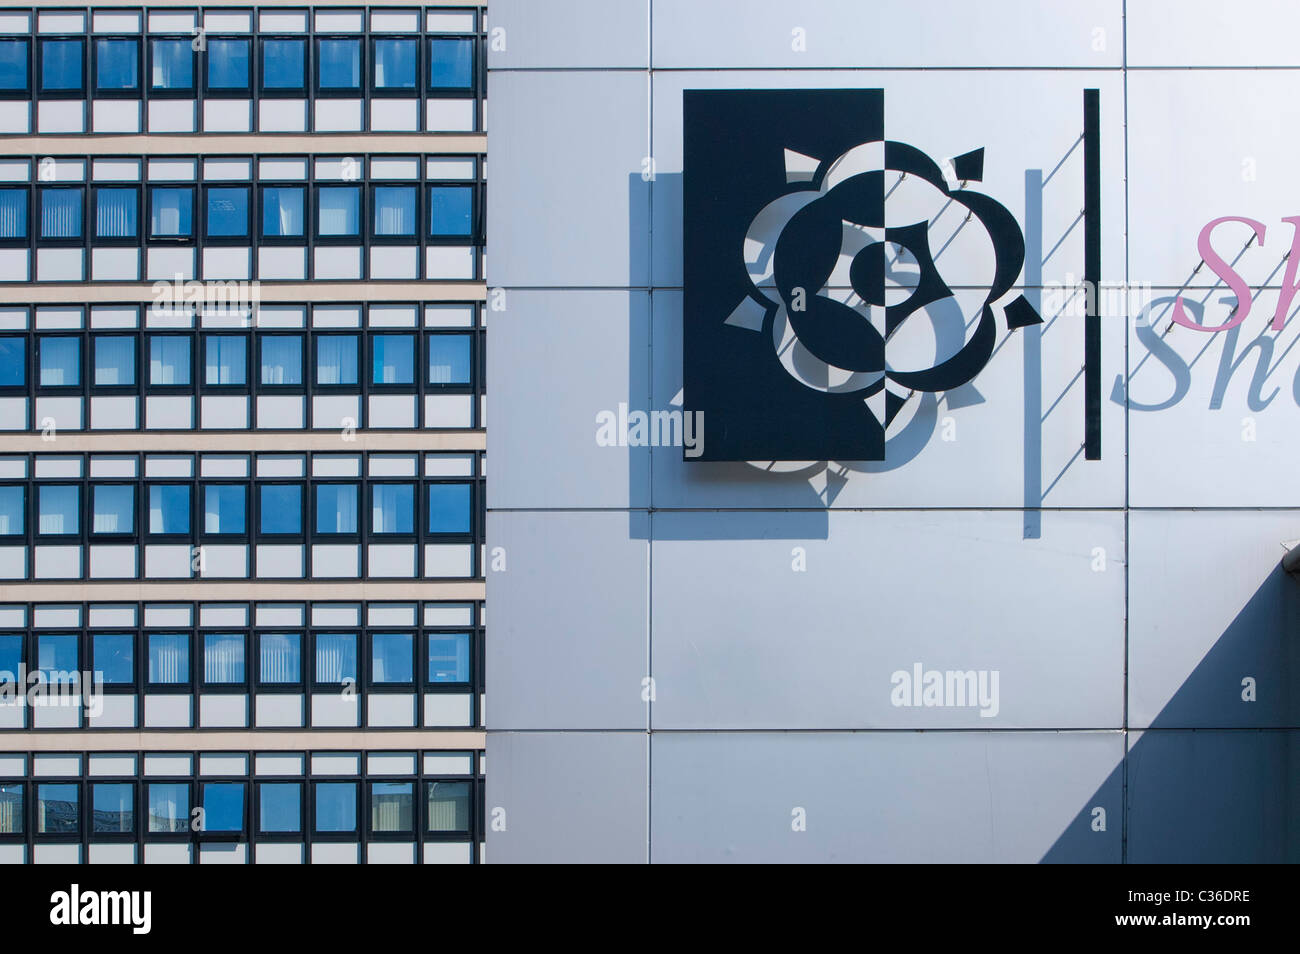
{"left": 1042, "top": 563, "right": 1300, "bottom": 862}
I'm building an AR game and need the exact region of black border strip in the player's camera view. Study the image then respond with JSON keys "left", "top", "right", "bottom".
{"left": 1084, "top": 88, "right": 1101, "bottom": 460}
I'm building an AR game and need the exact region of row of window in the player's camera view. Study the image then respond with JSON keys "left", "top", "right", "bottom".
{"left": 0, "top": 479, "right": 475, "bottom": 540}
{"left": 0, "top": 182, "right": 478, "bottom": 244}
{"left": 0, "top": 776, "right": 475, "bottom": 841}
{"left": 0, "top": 599, "right": 479, "bottom": 628}
{"left": 1, "top": 627, "right": 474, "bottom": 692}
{"left": 0, "top": 35, "right": 476, "bottom": 98}
{"left": 1, "top": 300, "right": 482, "bottom": 328}
{"left": 0, "top": 330, "right": 477, "bottom": 391}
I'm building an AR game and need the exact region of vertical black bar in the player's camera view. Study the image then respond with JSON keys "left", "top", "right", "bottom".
{"left": 1023, "top": 169, "right": 1042, "bottom": 538}
{"left": 1083, "top": 89, "right": 1101, "bottom": 459}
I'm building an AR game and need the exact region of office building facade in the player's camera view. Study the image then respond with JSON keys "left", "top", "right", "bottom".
{"left": 0, "top": 1, "right": 487, "bottom": 863}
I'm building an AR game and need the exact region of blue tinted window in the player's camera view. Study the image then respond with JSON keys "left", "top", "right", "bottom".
{"left": 371, "top": 483, "right": 414, "bottom": 534}
{"left": 204, "top": 334, "right": 246, "bottom": 385}
{"left": 0, "top": 783, "right": 20, "bottom": 834}
{"left": 149, "top": 334, "right": 190, "bottom": 385}
{"left": 315, "top": 334, "right": 357, "bottom": 385}
{"left": 95, "top": 38, "right": 138, "bottom": 91}
{"left": 39, "top": 189, "right": 83, "bottom": 240}
{"left": 258, "top": 632, "right": 301, "bottom": 684}
{"left": 373, "top": 185, "right": 416, "bottom": 237}
{"left": 373, "top": 38, "right": 416, "bottom": 89}
{"left": 37, "top": 783, "right": 79, "bottom": 834}
{"left": 259, "top": 484, "right": 302, "bottom": 534}
{"left": 317, "top": 38, "right": 360, "bottom": 89}
{"left": 314, "top": 633, "right": 356, "bottom": 683}
{"left": 427, "top": 780, "right": 470, "bottom": 832}
{"left": 0, "top": 189, "right": 26, "bottom": 240}
{"left": 147, "top": 633, "right": 188, "bottom": 684}
{"left": 201, "top": 783, "right": 244, "bottom": 832}
{"left": 317, "top": 186, "right": 360, "bottom": 237}
{"left": 148, "top": 484, "right": 190, "bottom": 534}
{"left": 261, "top": 186, "right": 304, "bottom": 238}
{"left": 0, "top": 39, "right": 27, "bottom": 91}
{"left": 204, "top": 484, "right": 246, "bottom": 534}
{"left": 428, "top": 335, "right": 471, "bottom": 384}
{"left": 37, "top": 633, "right": 77, "bottom": 679}
{"left": 315, "top": 483, "right": 357, "bottom": 534}
{"left": 0, "top": 337, "right": 24, "bottom": 386}
{"left": 428, "top": 632, "right": 470, "bottom": 683}
{"left": 260, "top": 334, "right": 302, "bottom": 385}
{"left": 428, "top": 38, "right": 472, "bottom": 89}
{"left": 150, "top": 39, "right": 192, "bottom": 90}
{"left": 95, "top": 188, "right": 137, "bottom": 239}
{"left": 261, "top": 39, "right": 304, "bottom": 90}
{"left": 206, "top": 38, "right": 249, "bottom": 90}
{"left": 147, "top": 782, "right": 188, "bottom": 832}
{"left": 372, "top": 333, "right": 414, "bottom": 384}
{"left": 205, "top": 187, "right": 249, "bottom": 238}
{"left": 259, "top": 783, "right": 300, "bottom": 833}
{"left": 94, "top": 335, "right": 135, "bottom": 385}
{"left": 371, "top": 781, "right": 413, "bottom": 832}
{"left": 0, "top": 634, "right": 20, "bottom": 680}
{"left": 92, "top": 783, "right": 134, "bottom": 833}
{"left": 150, "top": 187, "right": 193, "bottom": 238}
{"left": 204, "top": 632, "right": 245, "bottom": 684}
{"left": 39, "top": 337, "right": 79, "bottom": 386}
{"left": 429, "top": 185, "right": 472, "bottom": 236}
{"left": 93, "top": 633, "right": 134, "bottom": 685}
{"left": 38, "top": 485, "right": 78, "bottom": 535}
{"left": 0, "top": 485, "right": 22, "bottom": 536}
{"left": 371, "top": 632, "right": 413, "bottom": 684}
{"left": 40, "top": 39, "right": 83, "bottom": 91}
{"left": 314, "top": 782, "right": 356, "bottom": 833}
{"left": 427, "top": 483, "right": 471, "bottom": 534}
{"left": 91, "top": 484, "right": 134, "bottom": 534}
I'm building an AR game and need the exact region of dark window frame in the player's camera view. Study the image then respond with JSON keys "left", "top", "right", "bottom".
{"left": 201, "top": 184, "right": 252, "bottom": 245}
{"left": 89, "top": 331, "right": 140, "bottom": 391}
{"left": 201, "top": 34, "right": 252, "bottom": 98}
{"left": 88, "top": 779, "right": 137, "bottom": 841}
{"left": 87, "top": 479, "right": 137, "bottom": 540}
{"left": 199, "top": 330, "right": 250, "bottom": 389}
{"left": 146, "top": 183, "right": 196, "bottom": 243}
{"left": 91, "top": 35, "right": 142, "bottom": 98}
{"left": 256, "top": 35, "right": 307, "bottom": 97}
{"left": 198, "top": 480, "right": 249, "bottom": 541}
{"left": 146, "top": 35, "right": 196, "bottom": 97}
{"left": 257, "top": 181, "right": 307, "bottom": 245}
{"left": 35, "top": 184, "right": 86, "bottom": 246}
{"left": 90, "top": 184, "right": 142, "bottom": 245}
{"left": 369, "top": 34, "right": 418, "bottom": 97}
{"left": 253, "top": 629, "right": 304, "bottom": 691}
{"left": 36, "top": 36, "right": 85, "bottom": 98}
{"left": 0, "top": 37, "right": 32, "bottom": 100}
{"left": 313, "top": 34, "right": 362, "bottom": 97}
{"left": 198, "top": 629, "right": 249, "bottom": 693}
